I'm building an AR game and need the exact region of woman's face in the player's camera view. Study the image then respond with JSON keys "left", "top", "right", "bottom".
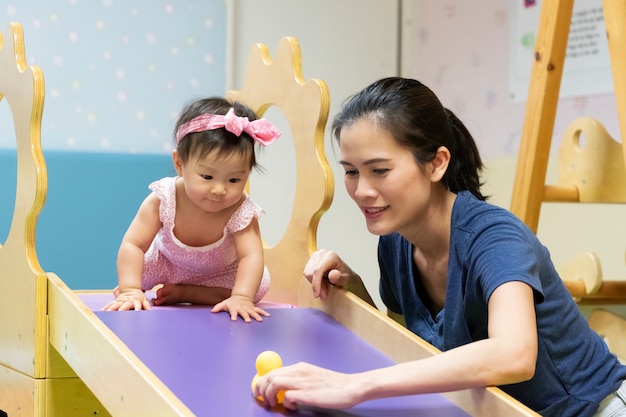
{"left": 339, "top": 118, "right": 441, "bottom": 238}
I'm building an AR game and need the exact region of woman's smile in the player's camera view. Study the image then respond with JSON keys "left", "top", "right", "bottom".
{"left": 362, "top": 205, "right": 389, "bottom": 218}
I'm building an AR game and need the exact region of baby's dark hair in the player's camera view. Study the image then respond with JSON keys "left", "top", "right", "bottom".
{"left": 331, "top": 77, "right": 487, "bottom": 200}
{"left": 174, "top": 97, "right": 259, "bottom": 169}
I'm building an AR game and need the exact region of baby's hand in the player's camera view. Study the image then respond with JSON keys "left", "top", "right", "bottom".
{"left": 152, "top": 283, "right": 185, "bottom": 306}
{"left": 212, "top": 294, "right": 270, "bottom": 322}
{"left": 103, "top": 288, "right": 151, "bottom": 311}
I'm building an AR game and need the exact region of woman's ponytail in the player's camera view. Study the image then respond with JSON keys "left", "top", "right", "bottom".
{"left": 444, "top": 109, "right": 487, "bottom": 200}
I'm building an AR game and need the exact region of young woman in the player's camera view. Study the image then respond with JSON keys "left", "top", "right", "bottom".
{"left": 254, "top": 77, "right": 626, "bottom": 416}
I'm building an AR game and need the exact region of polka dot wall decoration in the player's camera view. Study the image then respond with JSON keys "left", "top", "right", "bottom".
{"left": 1, "top": 1, "right": 226, "bottom": 154}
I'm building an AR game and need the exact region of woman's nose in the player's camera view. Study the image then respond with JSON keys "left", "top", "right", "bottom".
{"left": 354, "top": 178, "right": 375, "bottom": 199}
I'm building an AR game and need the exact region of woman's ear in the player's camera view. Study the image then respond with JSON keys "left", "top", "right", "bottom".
{"left": 172, "top": 150, "right": 183, "bottom": 176}
{"left": 428, "top": 146, "right": 451, "bottom": 182}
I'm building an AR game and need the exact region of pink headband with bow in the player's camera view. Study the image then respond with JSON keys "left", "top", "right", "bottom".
{"left": 175, "top": 108, "right": 281, "bottom": 146}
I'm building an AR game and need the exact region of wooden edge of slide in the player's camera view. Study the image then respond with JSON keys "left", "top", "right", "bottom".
{"left": 320, "top": 287, "right": 540, "bottom": 417}
{"left": 47, "top": 272, "right": 194, "bottom": 416}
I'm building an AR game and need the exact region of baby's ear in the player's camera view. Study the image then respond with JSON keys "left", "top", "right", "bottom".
{"left": 172, "top": 150, "right": 183, "bottom": 176}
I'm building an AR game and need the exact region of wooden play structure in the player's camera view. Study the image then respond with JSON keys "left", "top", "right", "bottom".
{"left": 0, "top": 22, "right": 539, "bottom": 416}
{"left": 510, "top": 0, "right": 626, "bottom": 359}
{"left": 226, "top": 38, "right": 333, "bottom": 306}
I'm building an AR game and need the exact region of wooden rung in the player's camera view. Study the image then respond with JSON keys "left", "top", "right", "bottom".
{"left": 569, "top": 281, "right": 626, "bottom": 305}
{"left": 543, "top": 184, "right": 579, "bottom": 202}
{"left": 563, "top": 280, "right": 587, "bottom": 297}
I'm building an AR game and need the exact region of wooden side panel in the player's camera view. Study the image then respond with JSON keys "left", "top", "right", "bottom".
{"left": 557, "top": 117, "right": 626, "bottom": 203}
{"left": 0, "top": 22, "right": 48, "bottom": 381}
{"left": 0, "top": 365, "right": 112, "bottom": 417}
{"left": 45, "top": 377, "right": 111, "bottom": 417}
{"left": 602, "top": 0, "right": 626, "bottom": 166}
{"left": 227, "top": 37, "right": 334, "bottom": 305}
{"left": 0, "top": 366, "right": 39, "bottom": 417}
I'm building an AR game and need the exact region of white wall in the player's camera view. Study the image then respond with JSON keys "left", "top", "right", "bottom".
{"left": 404, "top": 1, "right": 626, "bottom": 286}
{"left": 228, "top": 0, "right": 401, "bottom": 308}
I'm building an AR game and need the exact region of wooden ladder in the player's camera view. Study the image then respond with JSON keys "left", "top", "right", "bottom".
{"left": 510, "top": 0, "right": 626, "bottom": 304}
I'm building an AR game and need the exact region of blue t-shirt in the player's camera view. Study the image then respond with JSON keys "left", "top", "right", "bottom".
{"left": 378, "top": 191, "right": 626, "bottom": 417}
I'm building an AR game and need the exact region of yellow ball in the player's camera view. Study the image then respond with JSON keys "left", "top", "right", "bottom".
{"left": 252, "top": 351, "right": 285, "bottom": 404}
{"left": 276, "top": 389, "right": 286, "bottom": 404}
{"left": 255, "top": 350, "right": 283, "bottom": 376}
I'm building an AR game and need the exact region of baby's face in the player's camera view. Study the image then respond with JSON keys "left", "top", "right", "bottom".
{"left": 180, "top": 149, "right": 251, "bottom": 214}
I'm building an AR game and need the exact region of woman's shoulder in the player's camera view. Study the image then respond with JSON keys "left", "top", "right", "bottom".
{"left": 454, "top": 191, "right": 521, "bottom": 225}
{"left": 452, "top": 191, "right": 539, "bottom": 247}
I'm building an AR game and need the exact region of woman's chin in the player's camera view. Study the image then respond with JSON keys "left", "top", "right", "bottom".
{"left": 365, "top": 222, "right": 391, "bottom": 236}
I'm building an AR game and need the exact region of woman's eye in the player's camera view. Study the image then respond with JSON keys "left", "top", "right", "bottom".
{"left": 373, "top": 168, "right": 389, "bottom": 175}
{"left": 344, "top": 170, "right": 358, "bottom": 177}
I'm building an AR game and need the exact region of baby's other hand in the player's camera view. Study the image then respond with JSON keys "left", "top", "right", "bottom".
{"left": 212, "top": 294, "right": 270, "bottom": 322}
{"left": 152, "top": 283, "right": 186, "bottom": 306}
{"left": 103, "top": 288, "right": 151, "bottom": 311}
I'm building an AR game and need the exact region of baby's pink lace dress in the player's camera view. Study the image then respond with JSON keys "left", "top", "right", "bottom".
{"left": 142, "top": 177, "right": 270, "bottom": 302}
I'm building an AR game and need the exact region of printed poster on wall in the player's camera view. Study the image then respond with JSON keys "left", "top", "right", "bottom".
{"left": 509, "top": 0, "right": 612, "bottom": 102}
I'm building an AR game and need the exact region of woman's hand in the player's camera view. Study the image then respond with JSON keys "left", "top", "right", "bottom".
{"left": 103, "top": 287, "right": 151, "bottom": 311}
{"left": 303, "top": 249, "right": 356, "bottom": 300}
{"left": 212, "top": 294, "right": 270, "bottom": 322}
{"left": 254, "top": 362, "right": 365, "bottom": 410}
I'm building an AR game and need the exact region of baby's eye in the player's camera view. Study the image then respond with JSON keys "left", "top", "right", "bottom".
{"left": 344, "top": 170, "right": 358, "bottom": 177}
{"left": 201, "top": 175, "right": 213, "bottom": 180}
{"left": 229, "top": 178, "right": 241, "bottom": 183}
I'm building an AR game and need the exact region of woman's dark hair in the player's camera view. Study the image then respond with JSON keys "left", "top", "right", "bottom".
{"left": 174, "top": 97, "right": 259, "bottom": 169}
{"left": 331, "top": 77, "right": 486, "bottom": 200}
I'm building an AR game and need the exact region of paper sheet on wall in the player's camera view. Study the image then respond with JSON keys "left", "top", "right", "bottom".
{"left": 509, "top": 0, "right": 612, "bottom": 102}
